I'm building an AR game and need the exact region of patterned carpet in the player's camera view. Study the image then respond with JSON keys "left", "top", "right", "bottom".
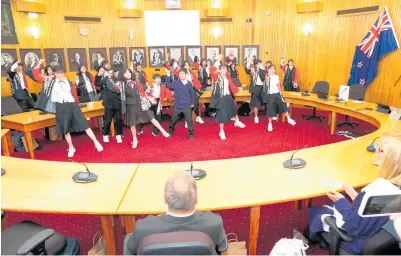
{"left": 5, "top": 107, "right": 377, "bottom": 254}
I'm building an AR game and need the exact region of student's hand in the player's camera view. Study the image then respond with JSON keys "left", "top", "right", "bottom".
{"left": 17, "top": 60, "right": 23, "bottom": 65}
{"left": 390, "top": 214, "right": 401, "bottom": 238}
{"left": 343, "top": 184, "right": 358, "bottom": 201}
{"left": 327, "top": 190, "right": 345, "bottom": 202}
{"left": 39, "top": 59, "right": 45, "bottom": 65}
{"left": 293, "top": 83, "right": 299, "bottom": 88}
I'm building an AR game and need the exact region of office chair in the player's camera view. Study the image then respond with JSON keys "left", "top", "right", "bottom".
{"left": 123, "top": 231, "right": 218, "bottom": 255}
{"left": 315, "top": 216, "right": 401, "bottom": 255}
{"left": 1, "top": 217, "right": 80, "bottom": 255}
{"left": 337, "top": 84, "right": 367, "bottom": 128}
{"left": 1, "top": 96, "right": 23, "bottom": 116}
{"left": 302, "top": 81, "right": 330, "bottom": 122}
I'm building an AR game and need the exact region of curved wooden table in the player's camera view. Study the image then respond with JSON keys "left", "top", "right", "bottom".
{"left": 1, "top": 92, "right": 400, "bottom": 255}
{"left": 118, "top": 91, "right": 400, "bottom": 255}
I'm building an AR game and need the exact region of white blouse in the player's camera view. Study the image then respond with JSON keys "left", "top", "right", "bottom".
{"left": 267, "top": 75, "right": 280, "bottom": 94}
{"left": 51, "top": 79, "right": 75, "bottom": 103}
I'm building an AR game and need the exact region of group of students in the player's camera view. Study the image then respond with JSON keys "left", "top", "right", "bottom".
{"left": 6, "top": 53, "right": 300, "bottom": 157}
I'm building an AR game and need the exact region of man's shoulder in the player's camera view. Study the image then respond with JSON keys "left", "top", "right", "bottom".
{"left": 194, "top": 212, "right": 223, "bottom": 225}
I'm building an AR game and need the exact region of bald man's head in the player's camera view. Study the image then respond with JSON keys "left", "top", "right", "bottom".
{"left": 164, "top": 171, "right": 197, "bottom": 212}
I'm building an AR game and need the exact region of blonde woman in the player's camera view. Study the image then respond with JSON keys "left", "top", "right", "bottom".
{"left": 307, "top": 135, "right": 401, "bottom": 254}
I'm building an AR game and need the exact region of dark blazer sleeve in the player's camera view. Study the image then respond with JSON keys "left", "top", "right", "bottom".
{"left": 7, "top": 68, "right": 16, "bottom": 80}
{"left": 259, "top": 69, "right": 267, "bottom": 82}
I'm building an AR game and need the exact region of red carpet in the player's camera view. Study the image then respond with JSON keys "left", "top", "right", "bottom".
{"left": 6, "top": 108, "right": 377, "bottom": 254}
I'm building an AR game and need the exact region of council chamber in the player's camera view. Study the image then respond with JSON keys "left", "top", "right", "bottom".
{"left": 1, "top": 0, "right": 401, "bottom": 255}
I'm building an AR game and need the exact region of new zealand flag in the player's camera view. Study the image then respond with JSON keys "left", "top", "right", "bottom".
{"left": 348, "top": 6, "right": 399, "bottom": 87}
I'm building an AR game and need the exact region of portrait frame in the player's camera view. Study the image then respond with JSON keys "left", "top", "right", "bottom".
{"left": 44, "top": 48, "right": 66, "bottom": 70}
{"left": 19, "top": 48, "right": 42, "bottom": 72}
{"left": 167, "top": 46, "right": 184, "bottom": 67}
{"left": 67, "top": 48, "right": 87, "bottom": 72}
{"left": 109, "top": 47, "right": 127, "bottom": 67}
{"left": 148, "top": 46, "right": 166, "bottom": 68}
{"left": 205, "top": 46, "right": 221, "bottom": 64}
{"left": 129, "top": 47, "right": 147, "bottom": 68}
{"left": 224, "top": 45, "right": 240, "bottom": 66}
{"left": 243, "top": 45, "right": 259, "bottom": 66}
{"left": 1, "top": 48, "right": 17, "bottom": 77}
{"left": 186, "top": 46, "right": 202, "bottom": 66}
{"left": 89, "top": 48, "right": 108, "bottom": 71}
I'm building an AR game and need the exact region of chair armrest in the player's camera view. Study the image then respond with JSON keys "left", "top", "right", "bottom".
{"left": 16, "top": 229, "right": 55, "bottom": 255}
{"left": 324, "top": 216, "right": 353, "bottom": 242}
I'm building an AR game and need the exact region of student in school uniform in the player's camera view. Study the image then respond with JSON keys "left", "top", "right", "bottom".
{"left": 228, "top": 62, "right": 241, "bottom": 87}
{"left": 95, "top": 60, "right": 112, "bottom": 99}
{"left": 75, "top": 65, "right": 99, "bottom": 103}
{"left": 165, "top": 68, "right": 195, "bottom": 140}
{"left": 101, "top": 66, "right": 123, "bottom": 144}
{"left": 244, "top": 56, "right": 266, "bottom": 124}
{"left": 7, "top": 60, "right": 35, "bottom": 112}
{"left": 31, "top": 59, "right": 56, "bottom": 114}
{"left": 165, "top": 56, "right": 204, "bottom": 125}
{"left": 116, "top": 69, "right": 170, "bottom": 148}
{"left": 137, "top": 74, "right": 172, "bottom": 136}
{"left": 135, "top": 63, "right": 149, "bottom": 90}
{"left": 198, "top": 59, "right": 209, "bottom": 89}
{"left": 49, "top": 67, "right": 103, "bottom": 158}
{"left": 210, "top": 65, "right": 246, "bottom": 140}
{"left": 280, "top": 58, "right": 300, "bottom": 92}
{"left": 262, "top": 65, "right": 296, "bottom": 132}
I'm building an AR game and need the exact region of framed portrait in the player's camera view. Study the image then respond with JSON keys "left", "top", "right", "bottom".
{"left": 44, "top": 48, "right": 66, "bottom": 70}
{"left": 129, "top": 47, "right": 146, "bottom": 67}
{"left": 67, "top": 48, "right": 87, "bottom": 72}
{"left": 89, "top": 48, "right": 107, "bottom": 71}
{"left": 1, "top": 49, "right": 17, "bottom": 76}
{"left": 205, "top": 46, "right": 221, "bottom": 64}
{"left": 19, "top": 48, "right": 42, "bottom": 71}
{"left": 243, "top": 45, "right": 259, "bottom": 66}
{"left": 167, "top": 46, "right": 184, "bottom": 66}
{"left": 186, "top": 46, "right": 202, "bottom": 66}
{"left": 109, "top": 47, "right": 127, "bottom": 66}
{"left": 224, "top": 46, "right": 240, "bottom": 66}
{"left": 148, "top": 47, "right": 166, "bottom": 67}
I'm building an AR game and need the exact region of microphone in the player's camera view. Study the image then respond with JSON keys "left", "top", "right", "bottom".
{"left": 186, "top": 160, "right": 207, "bottom": 180}
{"left": 336, "top": 87, "right": 349, "bottom": 102}
{"left": 283, "top": 145, "right": 308, "bottom": 169}
{"left": 69, "top": 160, "right": 98, "bottom": 183}
{"left": 367, "top": 137, "right": 380, "bottom": 152}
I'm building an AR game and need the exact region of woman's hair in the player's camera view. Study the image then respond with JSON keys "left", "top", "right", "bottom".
{"left": 267, "top": 64, "right": 275, "bottom": 71}
{"left": 377, "top": 135, "right": 401, "bottom": 185}
{"left": 44, "top": 65, "right": 53, "bottom": 76}
{"left": 77, "top": 65, "right": 87, "bottom": 76}
{"left": 181, "top": 61, "right": 190, "bottom": 68}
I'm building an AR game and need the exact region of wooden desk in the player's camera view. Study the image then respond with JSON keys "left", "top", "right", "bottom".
{"left": 1, "top": 101, "right": 105, "bottom": 159}
{"left": 201, "top": 91, "right": 382, "bottom": 135}
{"left": 1, "top": 157, "right": 139, "bottom": 255}
{"left": 1, "top": 129, "right": 11, "bottom": 157}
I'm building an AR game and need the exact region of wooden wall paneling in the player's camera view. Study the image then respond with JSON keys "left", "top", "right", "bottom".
{"left": 2, "top": 0, "right": 400, "bottom": 107}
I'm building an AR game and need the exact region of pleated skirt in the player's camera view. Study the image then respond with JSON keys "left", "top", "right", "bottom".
{"left": 266, "top": 93, "right": 288, "bottom": 118}
{"left": 216, "top": 95, "right": 237, "bottom": 124}
{"left": 55, "top": 102, "right": 89, "bottom": 135}
{"left": 250, "top": 85, "right": 263, "bottom": 107}
{"left": 124, "top": 103, "right": 154, "bottom": 126}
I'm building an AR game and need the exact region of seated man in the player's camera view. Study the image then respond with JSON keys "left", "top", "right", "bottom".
{"left": 126, "top": 171, "right": 228, "bottom": 254}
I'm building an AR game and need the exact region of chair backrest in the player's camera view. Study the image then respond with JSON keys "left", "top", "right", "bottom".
{"left": 136, "top": 231, "right": 217, "bottom": 255}
{"left": 311, "top": 81, "right": 329, "bottom": 94}
{"left": 363, "top": 228, "right": 400, "bottom": 254}
{"left": 1, "top": 96, "right": 23, "bottom": 116}
{"left": 349, "top": 84, "right": 367, "bottom": 100}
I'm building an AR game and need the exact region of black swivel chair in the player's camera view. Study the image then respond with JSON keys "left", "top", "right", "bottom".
{"left": 315, "top": 216, "right": 401, "bottom": 255}
{"left": 1, "top": 96, "right": 24, "bottom": 116}
{"left": 337, "top": 84, "right": 367, "bottom": 128}
{"left": 302, "top": 81, "right": 330, "bottom": 122}
{"left": 1, "top": 212, "right": 80, "bottom": 255}
{"left": 123, "top": 231, "right": 218, "bottom": 255}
